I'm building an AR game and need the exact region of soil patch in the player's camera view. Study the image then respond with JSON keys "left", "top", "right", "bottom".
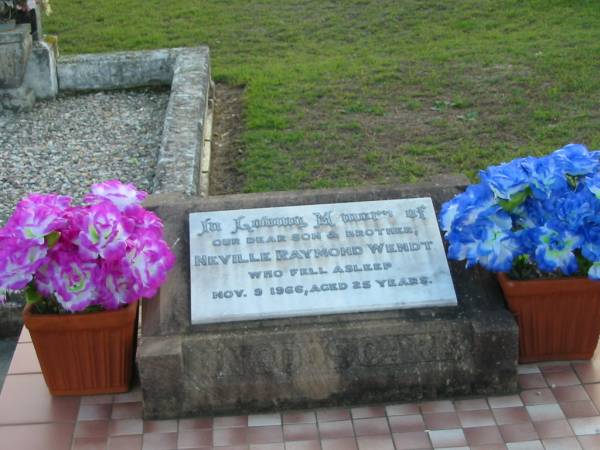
{"left": 209, "top": 84, "right": 246, "bottom": 195}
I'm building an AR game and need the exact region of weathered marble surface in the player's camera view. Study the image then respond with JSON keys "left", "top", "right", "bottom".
{"left": 189, "top": 198, "right": 457, "bottom": 324}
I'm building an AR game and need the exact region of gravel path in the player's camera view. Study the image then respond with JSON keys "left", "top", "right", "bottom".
{"left": 0, "top": 89, "right": 169, "bottom": 226}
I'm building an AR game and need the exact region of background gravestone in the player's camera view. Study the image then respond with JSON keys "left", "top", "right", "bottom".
{"left": 0, "top": 24, "right": 31, "bottom": 88}
{"left": 0, "top": 23, "right": 34, "bottom": 110}
{"left": 0, "top": 22, "right": 56, "bottom": 110}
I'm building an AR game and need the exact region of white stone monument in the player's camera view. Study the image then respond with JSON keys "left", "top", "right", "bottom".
{"left": 189, "top": 197, "right": 457, "bottom": 324}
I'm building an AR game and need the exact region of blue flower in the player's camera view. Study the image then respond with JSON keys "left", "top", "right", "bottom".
{"left": 479, "top": 158, "right": 530, "bottom": 200}
{"left": 521, "top": 155, "right": 569, "bottom": 199}
{"left": 581, "top": 215, "right": 600, "bottom": 262}
{"left": 588, "top": 263, "right": 600, "bottom": 280}
{"left": 446, "top": 207, "right": 520, "bottom": 272}
{"left": 544, "top": 188, "right": 593, "bottom": 233}
{"left": 551, "top": 143, "right": 598, "bottom": 176}
{"left": 533, "top": 226, "right": 582, "bottom": 275}
{"left": 440, "top": 143, "right": 600, "bottom": 278}
{"left": 439, "top": 183, "right": 494, "bottom": 233}
{"left": 585, "top": 172, "right": 600, "bottom": 199}
{"left": 512, "top": 198, "right": 545, "bottom": 229}
{"left": 474, "top": 212, "right": 521, "bottom": 272}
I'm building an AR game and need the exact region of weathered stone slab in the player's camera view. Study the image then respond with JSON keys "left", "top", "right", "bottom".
{"left": 0, "top": 24, "right": 32, "bottom": 89}
{"left": 153, "top": 49, "right": 211, "bottom": 196}
{"left": 57, "top": 48, "right": 180, "bottom": 91}
{"left": 189, "top": 198, "right": 457, "bottom": 324}
{"left": 23, "top": 40, "right": 57, "bottom": 99}
{"left": 139, "top": 179, "right": 519, "bottom": 418}
{"left": 137, "top": 336, "right": 183, "bottom": 418}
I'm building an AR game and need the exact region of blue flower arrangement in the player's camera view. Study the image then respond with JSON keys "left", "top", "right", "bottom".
{"left": 440, "top": 144, "right": 600, "bottom": 280}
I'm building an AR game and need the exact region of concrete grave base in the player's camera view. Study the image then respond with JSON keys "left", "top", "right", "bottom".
{"left": 0, "top": 84, "right": 34, "bottom": 111}
{"left": 138, "top": 178, "right": 518, "bottom": 419}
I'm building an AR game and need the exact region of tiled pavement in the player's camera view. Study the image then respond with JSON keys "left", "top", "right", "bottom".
{"left": 4, "top": 328, "right": 600, "bottom": 449}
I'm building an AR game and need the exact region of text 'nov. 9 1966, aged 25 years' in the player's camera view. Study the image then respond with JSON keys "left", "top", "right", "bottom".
{"left": 189, "top": 198, "right": 457, "bottom": 324}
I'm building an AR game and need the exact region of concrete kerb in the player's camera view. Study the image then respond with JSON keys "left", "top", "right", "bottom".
{"left": 57, "top": 46, "right": 212, "bottom": 196}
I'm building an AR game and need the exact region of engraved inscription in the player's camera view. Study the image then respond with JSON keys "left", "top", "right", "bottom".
{"left": 204, "top": 334, "right": 442, "bottom": 379}
{"left": 189, "top": 198, "right": 457, "bottom": 324}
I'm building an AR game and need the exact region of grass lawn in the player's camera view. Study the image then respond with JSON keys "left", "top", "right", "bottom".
{"left": 45, "top": 0, "right": 600, "bottom": 192}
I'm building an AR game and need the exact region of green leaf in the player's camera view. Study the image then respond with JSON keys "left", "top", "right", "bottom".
{"left": 575, "top": 250, "right": 593, "bottom": 276}
{"left": 25, "top": 284, "right": 43, "bottom": 305}
{"left": 89, "top": 225, "right": 100, "bottom": 244}
{"left": 566, "top": 174, "right": 579, "bottom": 190}
{"left": 498, "top": 188, "right": 531, "bottom": 212}
{"left": 45, "top": 231, "right": 61, "bottom": 248}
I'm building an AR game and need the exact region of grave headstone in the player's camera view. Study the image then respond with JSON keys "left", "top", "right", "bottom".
{"left": 189, "top": 197, "right": 457, "bottom": 324}
{"left": 139, "top": 181, "right": 518, "bottom": 418}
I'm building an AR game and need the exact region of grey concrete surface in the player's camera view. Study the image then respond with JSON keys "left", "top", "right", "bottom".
{"left": 0, "top": 338, "right": 17, "bottom": 390}
{"left": 0, "top": 296, "right": 24, "bottom": 338}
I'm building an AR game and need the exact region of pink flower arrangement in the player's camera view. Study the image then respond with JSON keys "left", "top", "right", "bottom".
{"left": 0, "top": 180, "right": 175, "bottom": 313}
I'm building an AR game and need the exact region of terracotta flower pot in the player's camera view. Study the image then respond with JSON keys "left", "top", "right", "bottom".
{"left": 498, "top": 273, "right": 600, "bottom": 363}
{"left": 23, "top": 301, "right": 139, "bottom": 396}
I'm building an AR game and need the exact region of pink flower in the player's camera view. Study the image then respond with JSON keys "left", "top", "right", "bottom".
{"left": 127, "top": 237, "right": 175, "bottom": 299}
{"left": 85, "top": 180, "right": 147, "bottom": 212}
{"left": 75, "top": 202, "right": 129, "bottom": 261}
{"left": 40, "top": 250, "right": 98, "bottom": 312}
{"left": 0, "top": 181, "right": 175, "bottom": 310}
{"left": 4, "top": 194, "right": 71, "bottom": 244}
{"left": 93, "top": 259, "right": 137, "bottom": 310}
{"left": 124, "top": 204, "right": 164, "bottom": 240}
{"left": 34, "top": 261, "right": 55, "bottom": 299}
{"left": 0, "top": 237, "right": 47, "bottom": 292}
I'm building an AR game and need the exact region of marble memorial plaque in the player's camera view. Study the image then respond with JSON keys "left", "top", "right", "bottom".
{"left": 189, "top": 198, "right": 457, "bottom": 324}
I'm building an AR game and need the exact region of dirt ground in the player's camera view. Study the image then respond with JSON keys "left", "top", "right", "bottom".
{"left": 208, "top": 84, "right": 246, "bottom": 195}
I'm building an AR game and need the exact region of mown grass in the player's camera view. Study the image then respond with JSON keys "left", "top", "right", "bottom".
{"left": 45, "top": 0, "right": 600, "bottom": 192}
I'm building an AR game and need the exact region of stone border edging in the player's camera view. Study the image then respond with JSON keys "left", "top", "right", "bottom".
{"left": 57, "top": 46, "right": 212, "bottom": 196}
{"left": 57, "top": 48, "right": 180, "bottom": 91}
{"left": 154, "top": 49, "right": 211, "bottom": 196}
